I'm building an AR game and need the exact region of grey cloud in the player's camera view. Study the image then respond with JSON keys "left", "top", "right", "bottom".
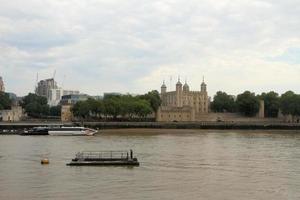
{"left": 0, "top": 0, "right": 300, "bottom": 96}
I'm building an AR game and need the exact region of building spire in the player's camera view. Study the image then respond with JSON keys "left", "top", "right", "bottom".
{"left": 161, "top": 80, "right": 166, "bottom": 88}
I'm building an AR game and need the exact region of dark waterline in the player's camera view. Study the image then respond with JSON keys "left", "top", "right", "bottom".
{"left": 1, "top": 129, "right": 300, "bottom": 200}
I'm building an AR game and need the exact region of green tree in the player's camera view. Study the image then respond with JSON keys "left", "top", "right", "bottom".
{"left": 236, "top": 91, "right": 260, "bottom": 116}
{"left": 0, "top": 92, "right": 12, "bottom": 110}
{"left": 139, "top": 90, "right": 161, "bottom": 113}
{"left": 259, "top": 91, "right": 280, "bottom": 117}
{"left": 72, "top": 101, "right": 90, "bottom": 119}
{"left": 85, "top": 98, "right": 103, "bottom": 117}
{"left": 21, "top": 93, "right": 49, "bottom": 117}
{"left": 49, "top": 105, "right": 61, "bottom": 116}
{"left": 118, "top": 95, "right": 133, "bottom": 118}
{"left": 210, "top": 91, "right": 236, "bottom": 112}
{"left": 103, "top": 97, "right": 122, "bottom": 119}
{"left": 22, "top": 93, "right": 47, "bottom": 106}
{"left": 279, "top": 91, "right": 300, "bottom": 116}
{"left": 133, "top": 99, "right": 152, "bottom": 119}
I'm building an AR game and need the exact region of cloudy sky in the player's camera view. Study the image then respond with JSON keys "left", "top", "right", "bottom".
{"left": 0, "top": 0, "right": 299, "bottom": 96}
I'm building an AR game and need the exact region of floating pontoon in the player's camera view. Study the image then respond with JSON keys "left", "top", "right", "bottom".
{"left": 66, "top": 150, "right": 139, "bottom": 166}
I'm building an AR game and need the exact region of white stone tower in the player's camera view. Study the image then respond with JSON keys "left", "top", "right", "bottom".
{"left": 176, "top": 77, "right": 183, "bottom": 107}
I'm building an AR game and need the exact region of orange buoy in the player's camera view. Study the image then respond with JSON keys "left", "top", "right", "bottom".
{"left": 41, "top": 158, "right": 49, "bottom": 165}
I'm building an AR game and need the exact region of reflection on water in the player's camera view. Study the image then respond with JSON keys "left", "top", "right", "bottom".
{"left": 1, "top": 129, "right": 300, "bottom": 200}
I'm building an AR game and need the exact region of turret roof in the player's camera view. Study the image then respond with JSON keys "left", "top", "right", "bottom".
{"left": 176, "top": 77, "right": 182, "bottom": 85}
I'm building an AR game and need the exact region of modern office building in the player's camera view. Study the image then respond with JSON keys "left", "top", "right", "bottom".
{"left": 48, "top": 88, "right": 80, "bottom": 106}
{"left": 36, "top": 78, "right": 80, "bottom": 106}
{"left": 35, "top": 78, "right": 58, "bottom": 99}
{"left": 60, "top": 94, "right": 89, "bottom": 105}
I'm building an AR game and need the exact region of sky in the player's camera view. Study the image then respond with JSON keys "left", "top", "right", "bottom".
{"left": 0, "top": 0, "right": 299, "bottom": 97}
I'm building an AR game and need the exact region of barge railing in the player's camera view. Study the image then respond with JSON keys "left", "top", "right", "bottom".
{"left": 75, "top": 151, "right": 131, "bottom": 160}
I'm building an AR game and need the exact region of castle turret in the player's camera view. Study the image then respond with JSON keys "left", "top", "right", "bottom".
{"left": 183, "top": 80, "right": 189, "bottom": 92}
{"left": 176, "top": 78, "right": 182, "bottom": 92}
{"left": 161, "top": 81, "right": 167, "bottom": 94}
{"left": 176, "top": 77, "right": 183, "bottom": 107}
{"left": 201, "top": 76, "right": 207, "bottom": 93}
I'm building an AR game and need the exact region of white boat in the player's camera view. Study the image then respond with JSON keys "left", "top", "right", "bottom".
{"left": 48, "top": 127, "right": 97, "bottom": 136}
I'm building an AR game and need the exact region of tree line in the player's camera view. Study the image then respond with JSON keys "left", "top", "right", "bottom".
{"left": 1, "top": 90, "right": 161, "bottom": 120}
{"left": 72, "top": 90, "right": 161, "bottom": 121}
{"left": 2, "top": 90, "right": 300, "bottom": 120}
{"left": 210, "top": 90, "right": 300, "bottom": 117}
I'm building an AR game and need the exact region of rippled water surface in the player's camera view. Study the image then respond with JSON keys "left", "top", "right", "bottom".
{"left": 1, "top": 129, "right": 300, "bottom": 200}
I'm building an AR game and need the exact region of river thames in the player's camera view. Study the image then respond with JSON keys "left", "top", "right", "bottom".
{"left": 0, "top": 129, "right": 300, "bottom": 200}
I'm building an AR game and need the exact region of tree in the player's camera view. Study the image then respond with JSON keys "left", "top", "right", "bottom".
{"left": 210, "top": 91, "right": 236, "bottom": 112}
{"left": 103, "top": 97, "right": 122, "bottom": 119}
{"left": 0, "top": 92, "right": 11, "bottom": 110}
{"left": 72, "top": 101, "right": 90, "bottom": 119}
{"left": 236, "top": 91, "right": 260, "bottom": 116}
{"left": 133, "top": 100, "right": 152, "bottom": 119}
{"left": 22, "top": 93, "right": 47, "bottom": 106}
{"left": 259, "top": 91, "right": 280, "bottom": 117}
{"left": 279, "top": 91, "right": 300, "bottom": 116}
{"left": 50, "top": 105, "right": 61, "bottom": 116}
{"left": 86, "top": 98, "right": 103, "bottom": 117}
{"left": 139, "top": 90, "right": 161, "bottom": 113}
{"left": 21, "top": 93, "right": 49, "bottom": 117}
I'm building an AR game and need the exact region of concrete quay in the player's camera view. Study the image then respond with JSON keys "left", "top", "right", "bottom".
{"left": 82, "top": 121, "right": 300, "bottom": 130}
{"left": 1, "top": 121, "right": 300, "bottom": 133}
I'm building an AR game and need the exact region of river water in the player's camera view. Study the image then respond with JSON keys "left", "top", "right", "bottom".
{"left": 0, "top": 129, "right": 300, "bottom": 200}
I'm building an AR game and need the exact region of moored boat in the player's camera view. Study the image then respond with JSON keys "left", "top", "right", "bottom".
{"left": 48, "top": 126, "right": 97, "bottom": 136}
{"left": 21, "top": 127, "right": 49, "bottom": 135}
{"left": 21, "top": 126, "right": 97, "bottom": 136}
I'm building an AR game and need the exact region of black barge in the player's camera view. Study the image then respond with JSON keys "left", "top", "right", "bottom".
{"left": 67, "top": 150, "right": 139, "bottom": 166}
